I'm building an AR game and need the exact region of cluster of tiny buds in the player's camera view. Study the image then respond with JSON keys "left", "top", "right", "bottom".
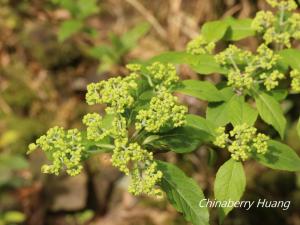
{"left": 215, "top": 44, "right": 283, "bottom": 92}
{"left": 213, "top": 124, "right": 270, "bottom": 161}
{"left": 29, "top": 61, "right": 187, "bottom": 196}
{"left": 145, "top": 62, "right": 179, "bottom": 90}
{"left": 86, "top": 75, "right": 137, "bottom": 114}
{"left": 291, "top": 69, "right": 300, "bottom": 92}
{"left": 252, "top": 0, "right": 299, "bottom": 48}
{"left": 111, "top": 142, "right": 162, "bottom": 196}
{"left": 186, "top": 35, "right": 216, "bottom": 55}
{"left": 28, "top": 127, "right": 84, "bottom": 176}
{"left": 135, "top": 91, "right": 187, "bottom": 133}
{"left": 266, "top": 0, "right": 297, "bottom": 11}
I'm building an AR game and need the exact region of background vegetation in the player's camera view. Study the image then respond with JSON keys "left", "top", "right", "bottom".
{"left": 0, "top": 0, "right": 299, "bottom": 224}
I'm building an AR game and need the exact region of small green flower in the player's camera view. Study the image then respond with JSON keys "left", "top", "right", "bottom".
{"left": 252, "top": 11, "right": 275, "bottom": 32}
{"left": 28, "top": 127, "right": 85, "bottom": 176}
{"left": 289, "top": 13, "right": 300, "bottom": 39}
{"left": 253, "top": 44, "right": 280, "bottom": 70}
{"left": 129, "top": 161, "right": 163, "bottom": 196}
{"left": 227, "top": 69, "right": 254, "bottom": 91}
{"left": 291, "top": 69, "right": 300, "bottom": 92}
{"left": 145, "top": 62, "right": 180, "bottom": 90}
{"left": 111, "top": 142, "right": 162, "bottom": 196}
{"left": 86, "top": 75, "right": 137, "bottom": 113}
{"left": 260, "top": 70, "right": 285, "bottom": 91}
{"left": 214, "top": 124, "right": 270, "bottom": 161}
{"left": 186, "top": 35, "right": 216, "bottom": 55}
{"left": 135, "top": 91, "right": 187, "bottom": 132}
{"left": 263, "top": 28, "right": 292, "bottom": 48}
{"left": 266, "top": 0, "right": 297, "bottom": 11}
{"left": 213, "top": 127, "right": 229, "bottom": 148}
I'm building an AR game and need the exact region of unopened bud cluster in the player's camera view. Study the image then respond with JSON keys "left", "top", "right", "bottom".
{"left": 252, "top": 0, "right": 299, "bottom": 48}
{"left": 186, "top": 35, "right": 216, "bottom": 55}
{"left": 215, "top": 44, "right": 284, "bottom": 92}
{"left": 214, "top": 123, "right": 270, "bottom": 161}
{"left": 291, "top": 69, "right": 300, "bottom": 92}
{"left": 29, "top": 62, "right": 187, "bottom": 196}
{"left": 28, "top": 127, "right": 84, "bottom": 176}
{"left": 136, "top": 91, "right": 187, "bottom": 132}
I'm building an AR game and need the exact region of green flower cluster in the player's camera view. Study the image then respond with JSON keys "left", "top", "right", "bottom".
{"left": 291, "top": 69, "right": 300, "bottom": 92}
{"left": 260, "top": 70, "right": 285, "bottom": 91}
{"left": 215, "top": 44, "right": 283, "bottom": 92}
{"left": 266, "top": 0, "right": 297, "bottom": 11}
{"left": 186, "top": 35, "right": 216, "bottom": 55}
{"left": 28, "top": 61, "right": 187, "bottom": 196}
{"left": 214, "top": 124, "right": 270, "bottom": 161}
{"left": 145, "top": 62, "right": 179, "bottom": 90}
{"left": 136, "top": 91, "right": 187, "bottom": 132}
{"left": 252, "top": 0, "right": 299, "bottom": 48}
{"left": 86, "top": 74, "right": 138, "bottom": 114}
{"left": 28, "top": 127, "right": 84, "bottom": 176}
{"left": 111, "top": 142, "right": 163, "bottom": 196}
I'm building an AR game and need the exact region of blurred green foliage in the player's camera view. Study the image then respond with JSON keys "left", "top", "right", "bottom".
{"left": 0, "top": 211, "right": 26, "bottom": 225}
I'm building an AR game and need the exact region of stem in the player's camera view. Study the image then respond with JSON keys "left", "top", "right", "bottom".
{"left": 228, "top": 54, "right": 240, "bottom": 72}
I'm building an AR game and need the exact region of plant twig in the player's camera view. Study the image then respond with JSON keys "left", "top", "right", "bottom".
{"left": 125, "top": 0, "right": 167, "bottom": 39}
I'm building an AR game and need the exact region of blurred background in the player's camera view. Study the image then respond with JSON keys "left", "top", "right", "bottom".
{"left": 0, "top": 0, "right": 300, "bottom": 224}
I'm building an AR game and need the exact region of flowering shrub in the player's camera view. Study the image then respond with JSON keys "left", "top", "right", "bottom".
{"left": 29, "top": 0, "right": 300, "bottom": 224}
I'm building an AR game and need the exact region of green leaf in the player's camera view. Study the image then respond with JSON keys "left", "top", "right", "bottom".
{"left": 58, "top": 19, "right": 83, "bottom": 42}
{"left": 227, "top": 95, "right": 258, "bottom": 126}
{"left": 186, "top": 114, "right": 217, "bottom": 140}
{"left": 253, "top": 140, "right": 300, "bottom": 171}
{"left": 147, "top": 52, "right": 226, "bottom": 75}
{"left": 121, "top": 22, "right": 151, "bottom": 51}
{"left": 279, "top": 49, "right": 300, "bottom": 70}
{"left": 214, "top": 159, "right": 246, "bottom": 219}
{"left": 77, "top": 0, "right": 100, "bottom": 19}
{"left": 149, "top": 115, "right": 214, "bottom": 153}
{"left": 201, "top": 20, "right": 229, "bottom": 42}
{"left": 297, "top": 117, "right": 300, "bottom": 139}
{"left": 269, "top": 89, "right": 288, "bottom": 101}
{"left": 224, "top": 18, "right": 255, "bottom": 41}
{"left": 176, "top": 80, "right": 224, "bottom": 102}
{"left": 191, "top": 55, "right": 227, "bottom": 74}
{"left": 206, "top": 92, "right": 239, "bottom": 127}
{"left": 0, "top": 154, "right": 28, "bottom": 170}
{"left": 254, "top": 91, "right": 286, "bottom": 139}
{"left": 3, "top": 211, "right": 25, "bottom": 223}
{"left": 157, "top": 161, "right": 209, "bottom": 225}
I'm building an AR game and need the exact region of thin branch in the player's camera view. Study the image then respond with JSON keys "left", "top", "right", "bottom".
{"left": 125, "top": 0, "right": 167, "bottom": 39}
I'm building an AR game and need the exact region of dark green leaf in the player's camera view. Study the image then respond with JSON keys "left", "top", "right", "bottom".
{"left": 176, "top": 80, "right": 224, "bottom": 102}
{"left": 214, "top": 159, "right": 246, "bottom": 219}
{"left": 201, "top": 20, "right": 229, "bottom": 42}
{"left": 147, "top": 52, "right": 226, "bottom": 75}
{"left": 279, "top": 49, "right": 300, "bottom": 70}
{"left": 186, "top": 114, "right": 217, "bottom": 139}
{"left": 253, "top": 140, "right": 300, "bottom": 171}
{"left": 157, "top": 161, "right": 209, "bottom": 225}
{"left": 149, "top": 115, "right": 214, "bottom": 153}
{"left": 254, "top": 91, "right": 286, "bottom": 139}
{"left": 191, "top": 54, "right": 227, "bottom": 74}
{"left": 227, "top": 95, "right": 258, "bottom": 126}
{"left": 121, "top": 22, "right": 151, "bottom": 51}
{"left": 58, "top": 19, "right": 83, "bottom": 42}
{"left": 269, "top": 89, "right": 288, "bottom": 101}
{"left": 206, "top": 93, "right": 238, "bottom": 127}
{"left": 224, "top": 18, "right": 255, "bottom": 41}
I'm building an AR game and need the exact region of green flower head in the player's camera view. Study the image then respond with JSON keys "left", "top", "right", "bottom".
{"left": 135, "top": 91, "right": 187, "bottom": 132}
{"left": 186, "top": 35, "right": 216, "bottom": 55}
{"left": 28, "top": 127, "right": 84, "bottom": 176}
{"left": 214, "top": 123, "right": 270, "bottom": 161}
